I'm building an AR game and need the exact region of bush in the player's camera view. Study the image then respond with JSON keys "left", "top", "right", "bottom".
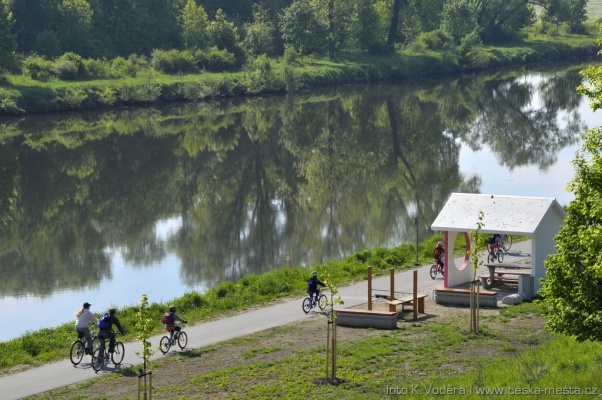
{"left": 150, "top": 49, "right": 197, "bottom": 74}
{"left": 81, "top": 58, "right": 112, "bottom": 80}
{"left": 196, "top": 47, "right": 238, "bottom": 72}
{"left": 52, "top": 52, "right": 85, "bottom": 80}
{"left": 414, "top": 30, "right": 454, "bottom": 50}
{"left": 21, "top": 55, "right": 53, "bottom": 80}
{"left": 112, "top": 55, "right": 148, "bottom": 78}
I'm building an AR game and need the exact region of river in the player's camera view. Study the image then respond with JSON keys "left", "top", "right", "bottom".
{"left": 0, "top": 62, "right": 596, "bottom": 341}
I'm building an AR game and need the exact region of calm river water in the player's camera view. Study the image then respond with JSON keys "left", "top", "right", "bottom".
{"left": 0, "top": 62, "right": 597, "bottom": 341}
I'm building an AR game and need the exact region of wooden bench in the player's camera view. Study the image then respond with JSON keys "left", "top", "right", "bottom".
{"left": 335, "top": 309, "right": 398, "bottom": 330}
{"left": 479, "top": 270, "right": 532, "bottom": 289}
{"left": 387, "top": 294, "right": 427, "bottom": 313}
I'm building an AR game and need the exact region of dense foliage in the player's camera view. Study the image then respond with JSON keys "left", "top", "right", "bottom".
{"left": 0, "top": 0, "right": 592, "bottom": 77}
{"left": 539, "top": 29, "right": 602, "bottom": 341}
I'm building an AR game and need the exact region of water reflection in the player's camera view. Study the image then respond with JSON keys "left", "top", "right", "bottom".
{"left": 0, "top": 64, "right": 589, "bottom": 340}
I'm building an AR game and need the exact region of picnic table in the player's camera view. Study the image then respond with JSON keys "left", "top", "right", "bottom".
{"left": 480, "top": 263, "right": 531, "bottom": 289}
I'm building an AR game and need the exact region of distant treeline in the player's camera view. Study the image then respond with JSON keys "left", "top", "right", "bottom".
{"left": 0, "top": 0, "right": 592, "bottom": 74}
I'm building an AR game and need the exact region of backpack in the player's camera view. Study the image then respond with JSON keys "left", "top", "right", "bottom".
{"left": 161, "top": 312, "right": 173, "bottom": 325}
{"left": 98, "top": 313, "right": 111, "bottom": 330}
{"left": 433, "top": 247, "right": 442, "bottom": 257}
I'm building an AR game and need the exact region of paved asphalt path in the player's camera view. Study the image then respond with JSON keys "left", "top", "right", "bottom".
{"left": 2, "top": 240, "right": 531, "bottom": 399}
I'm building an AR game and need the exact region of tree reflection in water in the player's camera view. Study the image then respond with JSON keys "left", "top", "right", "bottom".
{"left": 0, "top": 64, "right": 587, "bottom": 340}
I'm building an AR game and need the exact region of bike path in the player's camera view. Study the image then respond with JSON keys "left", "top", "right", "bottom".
{"left": 1, "top": 240, "right": 532, "bottom": 399}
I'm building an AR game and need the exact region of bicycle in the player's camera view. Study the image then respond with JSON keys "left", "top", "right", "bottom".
{"left": 429, "top": 260, "right": 445, "bottom": 279}
{"left": 91, "top": 331, "right": 125, "bottom": 371}
{"left": 159, "top": 323, "right": 188, "bottom": 354}
{"left": 487, "top": 244, "right": 504, "bottom": 263}
{"left": 69, "top": 328, "right": 100, "bottom": 365}
{"left": 302, "top": 288, "right": 328, "bottom": 314}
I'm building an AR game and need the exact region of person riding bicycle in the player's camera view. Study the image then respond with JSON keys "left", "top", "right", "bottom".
{"left": 487, "top": 234, "right": 503, "bottom": 255}
{"left": 307, "top": 270, "right": 326, "bottom": 306}
{"left": 75, "top": 302, "right": 98, "bottom": 355}
{"left": 163, "top": 305, "right": 187, "bottom": 339}
{"left": 433, "top": 241, "right": 445, "bottom": 272}
{"left": 97, "top": 308, "right": 125, "bottom": 353}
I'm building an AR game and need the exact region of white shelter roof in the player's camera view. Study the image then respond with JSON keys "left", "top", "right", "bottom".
{"left": 431, "top": 193, "right": 566, "bottom": 235}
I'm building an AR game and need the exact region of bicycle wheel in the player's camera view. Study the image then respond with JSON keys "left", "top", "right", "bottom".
{"left": 497, "top": 251, "right": 504, "bottom": 263}
{"left": 317, "top": 294, "right": 328, "bottom": 310}
{"left": 487, "top": 252, "right": 495, "bottom": 263}
{"left": 159, "top": 335, "right": 171, "bottom": 354}
{"left": 177, "top": 331, "right": 188, "bottom": 349}
{"left": 111, "top": 342, "right": 125, "bottom": 365}
{"left": 429, "top": 265, "right": 437, "bottom": 279}
{"left": 302, "top": 298, "right": 312, "bottom": 314}
{"left": 502, "top": 235, "right": 512, "bottom": 251}
{"left": 92, "top": 347, "right": 105, "bottom": 371}
{"left": 69, "top": 340, "right": 85, "bottom": 365}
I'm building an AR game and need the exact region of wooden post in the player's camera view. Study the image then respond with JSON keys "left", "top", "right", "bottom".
{"left": 389, "top": 268, "right": 395, "bottom": 312}
{"left": 366, "top": 266, "right": 372, "bottom": 310}
{"left": 413, "top": 270, "right": 418, "bottom": 320}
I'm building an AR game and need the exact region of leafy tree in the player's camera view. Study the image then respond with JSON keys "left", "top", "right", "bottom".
{"left": 242, "top": 4, "right": 275, "bottom": 57}
{"left": 440, "top": 0, "right": 481, "bottom": 45}
{"left": 207, "top": 9, "right": 241, "bottom": 54}
{"left": 56, "top": 0, "right": 94, "bottom": 56}
{"left": 279, "top": 0, "right": 327, "bottom": 57}
{"left": 32, "top": 29, "right": 61, "bottom": 58}
{"left": 539, "top": 33, "right": 602, "bottom": 342}
{"left": 350, "top": 0, "right": 380, "bottom": 52}
{"left": 539, "top": 127, "right": 602, "bottom": 342}
{"left": 0, "top": 0, "right": 16, "bottom": 71}
{"left": 181, "top": 0, "right": 209, "bottom": 50}
{"left": 541, "top": 0, "right": 588, "bottom": 34}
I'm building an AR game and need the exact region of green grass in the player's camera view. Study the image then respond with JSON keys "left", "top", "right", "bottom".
{"left": 145, "top": 304, "right": 601, "bottom": 399}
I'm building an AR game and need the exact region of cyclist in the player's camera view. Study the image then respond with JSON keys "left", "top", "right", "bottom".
{"left": 75, "top": 302, "right": 98, "bottom": 355}
{"left": 98, "top": 308, "right": 126, "bottom": 353}
{"left": 487, "top": 234, "right": 503, "bottom": 255}
{"left": 433, "top": 241, "right": 445, "bottom": 272}
{"left": 307, "top": 270, "right": 326, "bottom": 306}
{"left": 163, "top": 305, "right": 188, "bottom": 339}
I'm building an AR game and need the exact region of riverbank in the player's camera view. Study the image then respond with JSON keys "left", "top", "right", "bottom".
{"left": 0, "top": 235, "right": 456, "bottom": 374}
{"left": 0, "top": 33, "right": 598, "bottom": 116}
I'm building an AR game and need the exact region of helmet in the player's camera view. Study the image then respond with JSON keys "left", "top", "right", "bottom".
{"left": 108, "top": 308, "right": 117, "bottom": 314}
{"left": 169, "top": 305, "right": 177, "bottom": 312}
{"left": 437, "top": 241, "right": 444, "bottom": 247}
{"left": 311, "top": 270, "right": 317, "bottom": 276}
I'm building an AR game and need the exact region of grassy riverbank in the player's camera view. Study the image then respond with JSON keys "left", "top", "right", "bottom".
{"left": 0, "top": 235, "right": 464, "bottom": 375}
{"left": 29, "top": 298, "right": 602, "bottom": 399}
{"left": 0, "top": 32, "right": 598, "bottom": 116}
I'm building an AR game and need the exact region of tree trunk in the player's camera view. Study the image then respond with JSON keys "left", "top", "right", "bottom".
{"left": 387, "top": 0, "right": 402, "bottom": 52}
{"left": 328, "top": 0, "right": 335, "bottom": 60}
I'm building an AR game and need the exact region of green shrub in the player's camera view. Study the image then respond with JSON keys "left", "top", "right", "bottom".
{"left": 111, "top": 55, "right": 148, "bottom": 78}
{"left": 21, "top": 55, "right": 53, "bottom": 80}
{"left": 196, "top": 47, "right": 238, "bottom": 72}
{"left": 415, "top": 29, "right": 454, "bottom": 50}
{"left": 151, "top": 49, "right": 198, "bottom": 74}
{"left": 52, "top": 52, "right": 84, "bottom": 80}
{"left": 81, "top": 58, "right": 112, "bottom": 80}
